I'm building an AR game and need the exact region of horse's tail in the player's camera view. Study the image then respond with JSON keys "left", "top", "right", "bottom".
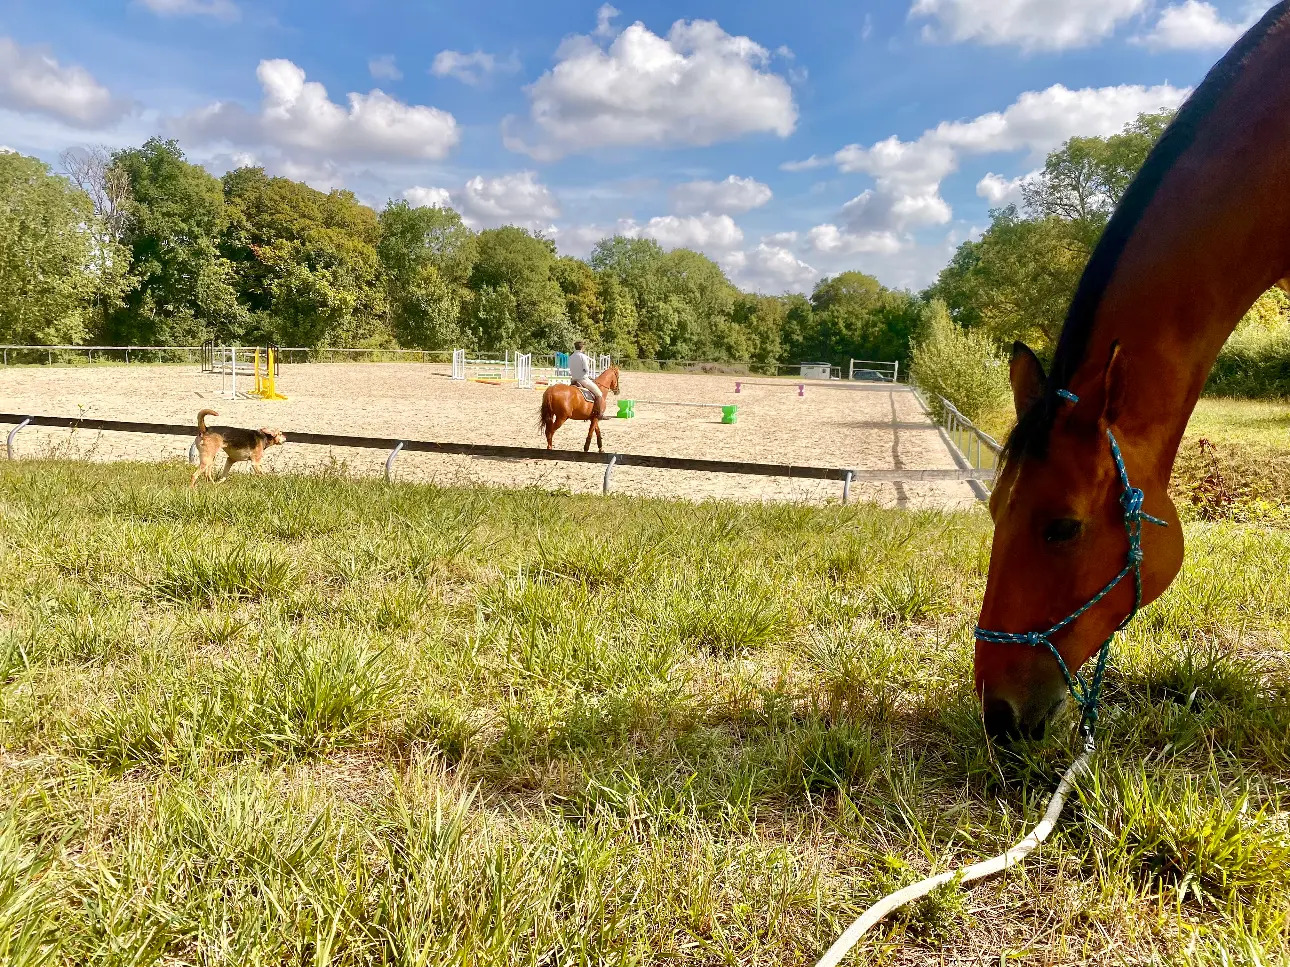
{"left": 538, "top": 393, "right": 554, "bottom": 431}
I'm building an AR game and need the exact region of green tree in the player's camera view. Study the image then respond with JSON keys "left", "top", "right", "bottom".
{"left": 778, "top": 293, "right": 815, "bottom": 362}
{"left": 0, "top": 152, "right": 128, "bottom": 345}
{"left": 733, "top": 295, "right": 786, "bottom": 369}
{"left": 931, "top": 206, "right": 1092, "bottom": 354}
{"left": 591, "top": 236, "right": 665, "bottom": 356}
{"left": 467, "top": 227, "right": 569, "bottom": 351}
{"left": 552, "top": 256, "right": 604, "bottom": 344}
{"left": 910, "top": 300, "right": 1010, "bottom": 422}
{"left": 222, "top": 167, "right": 387, "bottom": 348}
{"left": 1022, "top": 111, "right": 1173, "bottom": 226}
{"left": 596, "top": 273, "right": 639, "bottom": 359}
{"left": 377, "top": 200, "right": 476, "bottom": 349}
{"left": 789, "top": 270, "right": 920, "bottom": 368}
{"left": 108, "top": 138, "right": 244, "bottom": 345}
{"left": 655, "top": 249, "right": 738, "bottom": 360}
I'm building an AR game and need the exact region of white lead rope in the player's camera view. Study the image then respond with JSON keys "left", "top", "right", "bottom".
{"left": 813, "top": 751, "right": 1091, "bottom": 967}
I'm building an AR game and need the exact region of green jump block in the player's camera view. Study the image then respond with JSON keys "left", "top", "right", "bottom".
{"left": 721, "top": 404, "right": 737, "bottom": 424}
{"left": 616, "top": 399, "right": 636, "bottom": 419}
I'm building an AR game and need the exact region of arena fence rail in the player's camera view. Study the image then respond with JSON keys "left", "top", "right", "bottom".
{"left": 0, "top": 412, "right": 994, "bottom": 501}
{"left": 910, "top": 387, "right": 1002, "bottom": 501}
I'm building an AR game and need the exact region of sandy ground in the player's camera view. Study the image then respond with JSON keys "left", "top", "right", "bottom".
{"left": 0, "top": 362, "right": 979, "bottom": 509}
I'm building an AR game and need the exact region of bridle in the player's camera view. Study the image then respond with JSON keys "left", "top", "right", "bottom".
{"left": 974, "top": 389, "right": 1168, "bottom": 749}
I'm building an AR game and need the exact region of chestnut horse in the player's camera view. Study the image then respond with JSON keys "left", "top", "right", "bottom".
{"left": 538, "top": 365, "right": 620, "bottom": 452}
{"left": 976, "top": 2, "right": 1290, "bottom": 742}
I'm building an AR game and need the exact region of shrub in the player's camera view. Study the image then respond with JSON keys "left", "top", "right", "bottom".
{"left": 1205, "top": 289, "right": 1290, "bottom": 399}
{"left": 910, "top": 300, "right": 1010, "bottom": 423}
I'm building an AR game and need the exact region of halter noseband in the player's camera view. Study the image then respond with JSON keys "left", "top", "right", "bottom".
{"left": 974, "top": 389, "right": 1168, "bottom": 748}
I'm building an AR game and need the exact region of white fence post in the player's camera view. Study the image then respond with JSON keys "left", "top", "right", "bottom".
{"left": 517, "top": 353, "right": 533, "bottom": 389}
{"left": 451, "top": 349, "right": 466, "bottom": 380}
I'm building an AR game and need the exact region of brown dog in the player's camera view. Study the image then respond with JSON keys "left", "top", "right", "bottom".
{"left": 191, "top": 409, "right": 287, "bottom": 486}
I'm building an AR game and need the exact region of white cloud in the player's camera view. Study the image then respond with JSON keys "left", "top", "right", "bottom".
{"left": 135, "top": 0, "right": 239, "bottom": 19}
{"left": 910, "top": 0, "right": 1147, "bottom": 51}
{"left": 199, "top": 149, "right": 347, "bottom": 191}
{"left": 549, "top": 219, "right": 641, "bottom": 258}
{"left": 368, "top": 55, "right": 402, "bottom": 81}
{"left": 458, "top": 171, "right": 559, "bottom": 227}
{"left": 0, "top": 145, "right": 14, "bottom": 154}
{"left": 0, "top": 36, "right": 130, "bottom": 127}
{"left": 670, "top": 175, "right": 772, "bottom": 215}
{"left": 505, "top": 13, "right": 796, "bottom": 159}
{"left": 976, "top": 170, "right": 1036, "bottom": 205}
{"left": 174, "top": 58, "right": 459, "bottom": 162}
{"left": 431, "top": 49, "right": 519, "bottom": 85}
{"left": 927, "top": 83, "right": 1189, "bottom": 156}
{"left": 790, "top": 82, "right": 1188, "bottom": 238}
{"left": 641, "top": 213, "right": 744, "bottom": 251}
{"left": 404, "top": 186, "right": 453, "bottom": 209}
{"left": 1136, "top": 1, "right": 1250, "bottom": 50}
{"left": 806, "top": 224, "right": 904, "bottom": 256}
{"left": 724, "top": 242, "right": 818, "bottom": 293}
{"left": 594, "top": 3, "right": 620, "bottom": 39}
{"left": 404, "top": 171, "right": 559, "bottom": 231}
{"left": 839, "top": 188, "right": 952, "bottom": 233}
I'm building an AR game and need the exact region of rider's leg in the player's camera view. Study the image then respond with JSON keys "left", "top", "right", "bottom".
{"left": 578, "top": 378, "right": 605, "bottom": 416}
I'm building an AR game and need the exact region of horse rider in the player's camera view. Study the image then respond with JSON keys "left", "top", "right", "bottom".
{"left": 568, "top": 341, "right": 603, "bottom": 416}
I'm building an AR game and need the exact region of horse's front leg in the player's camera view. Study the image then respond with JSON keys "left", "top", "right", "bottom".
{"left": 594, "top": 420, "right": 603, "bottom": 453}
{"left": 583, "top": 418, "right": 595, "bottom": 453}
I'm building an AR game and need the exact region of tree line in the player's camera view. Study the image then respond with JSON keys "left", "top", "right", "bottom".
{"left": 7, "top": 118, "right": 1285, "bottom": 385}
{"left": 0, "top": 138, "right": 926, "bottom": 369}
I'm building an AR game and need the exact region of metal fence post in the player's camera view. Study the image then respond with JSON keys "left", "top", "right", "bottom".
{"left": 6, "top": 418, "right": 32, "bottom": 460}
{"left": 842, "top": 469, "right": 854, "bottom": 505}
{"left": 385, "top": 441, "right": 405, "bottom": 482}
{"left": 603, "top": 454, "right": 619, "bottom": 495}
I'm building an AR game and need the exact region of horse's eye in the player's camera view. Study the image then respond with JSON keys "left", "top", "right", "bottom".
{"left": 1043, "top": 518, "right": 1083, "bottom": 544}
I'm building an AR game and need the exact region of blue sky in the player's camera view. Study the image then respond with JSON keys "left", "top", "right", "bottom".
{"left": 0, "top": 0, "right": 1264, "bottom": 292}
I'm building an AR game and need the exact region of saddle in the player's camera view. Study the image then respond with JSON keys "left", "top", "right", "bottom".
{"left": 577, "top": 387, "right": 598, "bottom": 404}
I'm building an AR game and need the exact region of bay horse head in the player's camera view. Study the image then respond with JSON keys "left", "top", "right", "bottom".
{"left": 974, "top": 341, "right": 1184, "bottom": 742}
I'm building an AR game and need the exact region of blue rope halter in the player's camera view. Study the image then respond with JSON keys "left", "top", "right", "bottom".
{"left": 974, "top": 389, "right": 1168, "bottom": 748}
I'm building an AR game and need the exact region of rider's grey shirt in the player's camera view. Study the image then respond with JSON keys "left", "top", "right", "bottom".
{"left": 568, "top": 351, "right": 591, "bottom": 381}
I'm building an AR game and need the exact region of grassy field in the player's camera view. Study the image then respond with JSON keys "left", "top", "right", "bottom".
{"left": 1, "top": 455, "right": 1288, "bottom": 966}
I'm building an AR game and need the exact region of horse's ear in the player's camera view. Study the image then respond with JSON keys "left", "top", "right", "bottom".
{"left": 1101, "top": 341, "right": 1126, "bottom": 427}
{"left": 1009, "top": 342, "right": 1046, "bottom": 420}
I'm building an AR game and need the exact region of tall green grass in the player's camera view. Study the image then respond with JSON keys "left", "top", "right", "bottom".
{"left": 0, "top": 458, "right": 1286, "bottom": 963}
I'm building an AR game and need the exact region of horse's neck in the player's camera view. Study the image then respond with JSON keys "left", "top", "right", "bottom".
{"left": 1065, "top": 7, "right": 1290, "bottom": 477}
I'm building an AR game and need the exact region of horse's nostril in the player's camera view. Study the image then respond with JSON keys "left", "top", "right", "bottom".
{"left": 982, "top": 697, "right": 1020, "bottom": 742}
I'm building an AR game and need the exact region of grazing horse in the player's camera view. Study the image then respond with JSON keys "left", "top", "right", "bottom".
{"left": 538, "top": 365, "right": 620, "bottom": 452}
{"left": 976, "top": 2, "right": 1290, "bottom": 742}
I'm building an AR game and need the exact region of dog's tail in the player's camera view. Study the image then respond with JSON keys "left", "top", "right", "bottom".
{"left": 197, "top": 408, "right": 219, "bottom": 435}
{"left": 538, "top": 395, "right": 554, "bottom": 432}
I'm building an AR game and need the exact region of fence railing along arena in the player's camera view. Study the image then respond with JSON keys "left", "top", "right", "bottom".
{"left": 0, "top": 412, "right": 994, "bottom": 500}
{"left": 849, "top": 359, "right": 900, "bottom": 383}
{"left": 0, "top": 344, "right": 208, "bottom": 365}
{"left": 451, "top": 350, "right": 610, "bottom": 389}
{"left": 910, "top": 387, "right": 1002, "bottom": 500}
{"left": 1, "top": 343, "right": 900, "bottom": 387}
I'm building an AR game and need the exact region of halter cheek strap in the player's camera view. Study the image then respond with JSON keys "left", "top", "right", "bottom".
{"left": 974, "top": 390, "right": 1168, "bottom": 749}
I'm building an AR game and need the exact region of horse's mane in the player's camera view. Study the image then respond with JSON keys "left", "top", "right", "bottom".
{"left": 1004, "top": 1, "right": 1290, "bottom": 462}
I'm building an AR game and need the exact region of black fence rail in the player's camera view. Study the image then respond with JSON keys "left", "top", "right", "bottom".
{"left": 1, "top": 413, "right": 994, "bottom": 501}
